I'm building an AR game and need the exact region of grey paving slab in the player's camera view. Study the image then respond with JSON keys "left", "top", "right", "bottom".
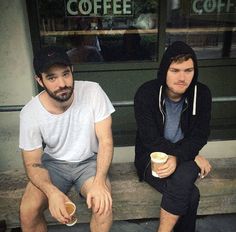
{"left": 47, "top": 214, "right": 236, "bottom": 232}
{"left": 196, "top": 214, "right": 236, "bottom": 232}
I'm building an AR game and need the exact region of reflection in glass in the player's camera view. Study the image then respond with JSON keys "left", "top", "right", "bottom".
{"left": 67, "top": 35, "right": 104, "bottom": 63}
{"left": 166, "top": 0, "right": 236, "bottom": 59}
{"left": 38, "top": 0, "right": 158, "bottom": 63}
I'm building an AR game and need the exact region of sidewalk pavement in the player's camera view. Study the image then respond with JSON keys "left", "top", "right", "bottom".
{"left": 48, "top": 214, "right": 236, "bottom": 232}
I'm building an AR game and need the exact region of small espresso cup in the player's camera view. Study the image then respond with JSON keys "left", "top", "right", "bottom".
{"left": 65, "top": 201, "right": 78, "bottom": 226}
{"left": 150, "top": 152, "right": 168, "bottom": 177}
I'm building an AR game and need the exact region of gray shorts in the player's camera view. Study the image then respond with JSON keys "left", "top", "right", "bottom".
{"left": 41, "top": 153, "right": 97, "bottom": 194}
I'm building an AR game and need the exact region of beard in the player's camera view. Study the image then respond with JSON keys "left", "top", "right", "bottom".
{"left": 43, "top": 82, "right": 74, "bottom": 103}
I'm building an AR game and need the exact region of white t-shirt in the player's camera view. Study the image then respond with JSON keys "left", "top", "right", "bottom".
{"left": 19, "top": 81, "right": 115, "bottom": 162}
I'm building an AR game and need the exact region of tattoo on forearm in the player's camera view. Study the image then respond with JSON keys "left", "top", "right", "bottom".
{"left": 32, "top": 163, "right": 45, "bottom": 169}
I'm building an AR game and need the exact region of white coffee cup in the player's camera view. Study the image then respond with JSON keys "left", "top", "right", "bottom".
{"left": 150, "top": 152, "right": 168, "bottom": 177}
{"left": 65, "top": 201, "right": 78, "bottom": 226}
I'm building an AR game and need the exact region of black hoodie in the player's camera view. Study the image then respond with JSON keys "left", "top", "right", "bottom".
{"left": 134, "top": 41, "right": 212, "bottom": 180}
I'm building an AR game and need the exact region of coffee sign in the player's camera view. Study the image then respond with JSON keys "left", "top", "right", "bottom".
{"left": 191, "top": 0, "right": 236, "bottom": 15}
{"left": 66, "top": 0, "right": 133, "bottom": 16}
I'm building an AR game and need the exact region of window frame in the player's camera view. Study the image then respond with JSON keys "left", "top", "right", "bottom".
{"left": 26, "top": 0, "right": 236, "bottom": 73}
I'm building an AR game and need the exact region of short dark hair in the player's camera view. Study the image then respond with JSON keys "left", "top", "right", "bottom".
{"left": 170, "top": 54, "right": 193, "bottom": 63}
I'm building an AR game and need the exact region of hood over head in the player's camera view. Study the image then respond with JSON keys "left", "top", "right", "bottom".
{"left": 158, "top": 41, "right": 198, "bottom": 89}
{"left": 157, "top": 41, "right": 199, "bottom": 115}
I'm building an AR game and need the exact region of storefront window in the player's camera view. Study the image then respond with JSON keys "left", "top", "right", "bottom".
{"left": 166, "top": 0, "right": 236, "bottom": 59}
{"left": 38, "top": 0, "right": 158, "bottom": 63}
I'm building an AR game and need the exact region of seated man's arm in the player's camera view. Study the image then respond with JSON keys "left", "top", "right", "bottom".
{"left": 22, "top": 149, "right": 71, "bottom": 224}
{"left": 22, "top": 148, "right": 55, "bottom": 194}
{"left": 86, "top": 115, "right": 113, "bottom": 215}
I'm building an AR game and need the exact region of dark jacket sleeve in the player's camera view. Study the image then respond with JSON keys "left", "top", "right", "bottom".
{"left": 173, "top": 84, "right": 212, "bottom": 162}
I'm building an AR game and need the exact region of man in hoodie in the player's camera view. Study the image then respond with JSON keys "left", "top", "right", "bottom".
{"left": 134, "top": 41, "right": 212, "bottom": 232}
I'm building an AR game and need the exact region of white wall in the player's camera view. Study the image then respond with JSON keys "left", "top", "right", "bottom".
{"left": 0, "top": 0, "right": 35, "bottom": 105}
{"left": 0, "top": 0, "right": 35, "bottom": 171}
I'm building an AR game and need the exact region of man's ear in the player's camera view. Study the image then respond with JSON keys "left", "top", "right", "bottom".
{"left": 35, "top": 75, "right": 44, "bottom": 88}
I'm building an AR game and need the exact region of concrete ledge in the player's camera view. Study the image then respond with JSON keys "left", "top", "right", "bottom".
{"left": 112, "top": 141, "right": 236, "bottom": 163}
{"left": 0, "top": 157, "right": 236, "bottom": 229}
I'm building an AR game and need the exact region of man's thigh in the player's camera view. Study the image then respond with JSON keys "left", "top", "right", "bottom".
{"left": 72, "top": 154, "right": 110, "bottom": 196}
{"left": 72, "top": 154, "right": 96, "bottom": 194}
{"left": 41, "top": 153, "right": 107, "bottom": 196}
{"left": 41, "top": 153, "right": 73, "bottom": 194}
{"left": 144, "top": 161, "right": 200, "bottom": 215}
{"left": 144, "top": 160, "right": 200, "bottom": 193}
{"left": 144, "top": 164, "right": 167, "bottom": 194}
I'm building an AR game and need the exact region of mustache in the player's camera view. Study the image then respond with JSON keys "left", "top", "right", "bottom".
{"left": 175, "top": 81, "right": 187, "bottom": 85}
{"left": 54, "top": 86, "right": 72, "bottom": 94}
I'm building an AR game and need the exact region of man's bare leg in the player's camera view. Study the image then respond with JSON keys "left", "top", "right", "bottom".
{"left": 90, "top": 208, "right": 113, "bottom": 232}
{"left": 81, "top": 177, "right": 113, "bottom": 232}
{"left": 157, "top": 208, "right": 179, "bottom": 232}
{"left": 20, "top": 182, "right": 48, "bottom": 232}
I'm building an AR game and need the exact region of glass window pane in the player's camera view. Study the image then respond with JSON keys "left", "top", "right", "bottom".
{"left": 166, "top": 0, "right": 236, "bottom": 59}
{"left": 38, "top": 0, "right": 158, "bottom": 63}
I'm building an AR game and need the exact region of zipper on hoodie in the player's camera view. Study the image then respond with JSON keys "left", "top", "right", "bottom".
{"left": 160, "top": 99, "right": 166, "bottom": 125}
{"left": 158, "top": 86, "right": 166, "bottom": 125}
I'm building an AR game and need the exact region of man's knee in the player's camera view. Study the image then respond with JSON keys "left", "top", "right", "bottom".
{"left": 168, "top": 162, "right": 200, "bottom": 204}
{"left": 20, "top": 184, "right": 47, "bottom": 226}
{"left": 173, "top": 161, "right": 200, "bottom": 187}
{"left": 20, "top": 198, "right": 45, "bottom": 225}
{"left": 92, "top": 208, "right": 113, "bottom": 224}
{"left": 161, "top": 162, "right": 200, "bottom": 215}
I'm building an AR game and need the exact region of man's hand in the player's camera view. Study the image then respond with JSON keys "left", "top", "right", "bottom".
{"left": 86, "top": 179, "right": 112, "bottom": 215}
{"left": 47, "top": 189, "right": 72, "bottom": 224}
{"left": 156, "top": 155, "right": 177, "bottom": 178}
{"left": 194, "top": 155, "right": 212, "bottom": 179}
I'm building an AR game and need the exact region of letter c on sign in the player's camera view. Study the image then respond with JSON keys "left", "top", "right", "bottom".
{"left": 67, "top": 0, "right": 78, "bottom": 16}
{"left": 192, "top": 0, "right": 203, "bottom": 15}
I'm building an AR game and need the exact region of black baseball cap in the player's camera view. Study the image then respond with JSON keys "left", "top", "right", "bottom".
{"left": 33, "top": 46, "right": 71, "bottom": 76}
